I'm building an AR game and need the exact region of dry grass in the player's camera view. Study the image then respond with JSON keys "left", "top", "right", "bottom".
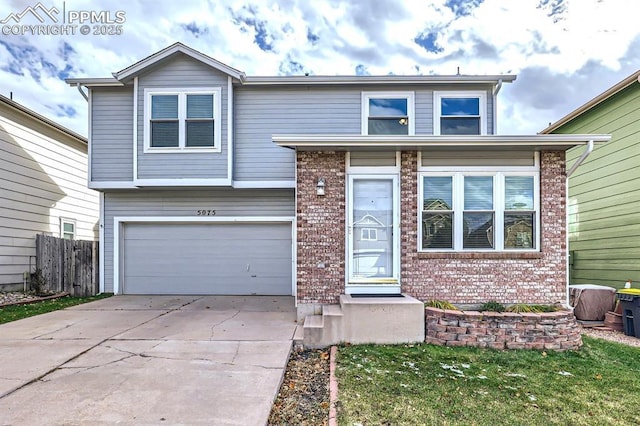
{"left": 336, "top": 337, "right": 640, "bottom": 425}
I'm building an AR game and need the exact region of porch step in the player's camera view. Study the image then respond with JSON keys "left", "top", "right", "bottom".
{"left": 302, "top": 305, "right": 344, "bottom": 349}
{"left": 304, "top": 314, "right": 323, "bottom": 328}
{"left": 301, "top": 294, "right": 425, "bottom": 348}
{"left": 292, "top": 323, "right": 305, "bottom": 349}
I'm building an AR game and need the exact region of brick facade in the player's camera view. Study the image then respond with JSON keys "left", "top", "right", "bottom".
{"left": 401, "top": 151, "right": 567, "bottom": 304}
{"left": 296, "top": 150, "right": 568, "bottom": 306}
{"left": 296, "top": 151, "right": 346, "bottom": 304}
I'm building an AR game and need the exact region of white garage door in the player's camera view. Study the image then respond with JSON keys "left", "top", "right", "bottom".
{"left": 121, "top": 222, "right": 292, "bottom": 295}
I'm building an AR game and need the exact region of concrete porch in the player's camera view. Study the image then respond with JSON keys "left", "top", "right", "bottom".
{"left": 297, "top": 294, "right": 425, "bottom": 348}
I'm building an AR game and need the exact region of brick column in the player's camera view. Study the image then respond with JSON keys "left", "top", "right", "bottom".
{"left": 296, "top": 151, "right": 346, "bottom": 305}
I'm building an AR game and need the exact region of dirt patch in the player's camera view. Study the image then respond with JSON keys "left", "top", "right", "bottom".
{"left": 0, "top": 291, "right": 69, "bottom": 307}
{"left": 268, "top": 348, "right": 330, "bottom": 425}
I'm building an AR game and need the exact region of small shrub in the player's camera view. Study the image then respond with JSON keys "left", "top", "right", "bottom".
{"left": 479, "top": 300, "right": 505, "bottom": 312}
{"left": 29, "top": 269, "right": 48, "bottom": 296}
{"left": 507, "top": 303, "right": 540, "bottom": 313}
{"left": 506, "top": 304, "right": 561, "bottom": 313}
{"left": 426, "top": 300, "right": 458, "bottom": 310}
{"left": 534, "top": 304, "right": 561, "bottom": 313}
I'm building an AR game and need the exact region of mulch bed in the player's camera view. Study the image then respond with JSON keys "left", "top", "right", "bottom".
{"left": 268, "top": 348, "right": 330, "bottom": 425}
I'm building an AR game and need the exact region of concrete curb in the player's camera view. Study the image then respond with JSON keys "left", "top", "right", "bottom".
{"left": 329, "top": 345, "right": 338, "bottom": 426}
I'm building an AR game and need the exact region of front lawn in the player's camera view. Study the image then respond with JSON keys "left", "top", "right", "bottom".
{"left": 0, "top": 293, "right": 113, "bottom": 324}
{"left": 337, "top": 337, "right": 640, "bottom": 425}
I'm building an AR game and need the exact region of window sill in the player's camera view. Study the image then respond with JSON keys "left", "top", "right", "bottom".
{"left": 417, "top": 251, "right": 543, "bottom": 260}
{"left": 144, "top": 147, "right": 220, "bottom": 154}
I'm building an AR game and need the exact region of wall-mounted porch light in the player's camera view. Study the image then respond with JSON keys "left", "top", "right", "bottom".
{"left": 316, "top": 177, "right": 326, "bottom": 196}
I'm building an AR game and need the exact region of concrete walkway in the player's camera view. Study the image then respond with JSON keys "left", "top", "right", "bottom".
{"left": 0, "top": 295, "right": 297, "bottom": 425}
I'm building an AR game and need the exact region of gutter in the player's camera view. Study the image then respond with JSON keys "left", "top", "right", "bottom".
{"left": 492, "top": 79, "right": 503, "bottom": 133}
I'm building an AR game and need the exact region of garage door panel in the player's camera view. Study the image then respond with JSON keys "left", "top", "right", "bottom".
{"left": 122, "top": 223, "right": 292, "bottom": 295}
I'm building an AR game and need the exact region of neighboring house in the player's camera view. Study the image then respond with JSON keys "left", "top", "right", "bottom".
{"left": 541, "top": 70, "right": 640, "bottom": 289}
{"left": 0, "top": 95, "right": 99, "bottom": 291}
{"left": 67, "top": 42, "right": 609, "bottom": 322}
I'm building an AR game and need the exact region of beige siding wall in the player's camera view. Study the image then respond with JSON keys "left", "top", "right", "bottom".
{"left": 0, "top": 105, "right": 99, "bottom": 287}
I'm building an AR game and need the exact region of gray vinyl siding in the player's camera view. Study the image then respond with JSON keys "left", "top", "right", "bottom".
{"left": 233, "top": 84, "right": 494, "bottom": 181}
{"left": 414, "top": 90, "right": 433, "bottom": 134}
{"left": 136, "top": 54, "right": 229, "bottom": 180}
{"left": 233, "top": 86, "right": 360, "bottom": 181}
{"left": 102, "top": 189, "right": 295, "bottom": 292}
{"left": 91, "top": 87, "right": 134, "bottom": 181}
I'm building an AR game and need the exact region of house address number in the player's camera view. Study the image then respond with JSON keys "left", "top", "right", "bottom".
{"left": 196, "top": 210, "right": 216, "bottom": 216}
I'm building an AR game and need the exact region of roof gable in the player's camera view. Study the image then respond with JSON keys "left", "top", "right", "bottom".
{"left": 354, "top": 213, "right": 386, "bottom": 227}
{"left": 113, "top": 42, "right": 246, "bottom": 82}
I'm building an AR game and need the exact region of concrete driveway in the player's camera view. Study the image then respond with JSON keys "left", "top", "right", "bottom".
{"left": 0, "top": 295, "right": 297, "bottom": 425}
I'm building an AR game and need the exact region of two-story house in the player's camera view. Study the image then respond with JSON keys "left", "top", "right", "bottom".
{"left": 68, "top": 43, "right": 609, "bottom": 334}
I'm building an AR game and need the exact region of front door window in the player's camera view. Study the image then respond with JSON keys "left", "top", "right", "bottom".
{"left": 349, "top": 177, "right": 397, "bottom": 283}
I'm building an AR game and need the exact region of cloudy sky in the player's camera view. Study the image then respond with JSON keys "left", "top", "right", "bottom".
{"left": 1, "top": 0, "right": 639, "bottom": 136}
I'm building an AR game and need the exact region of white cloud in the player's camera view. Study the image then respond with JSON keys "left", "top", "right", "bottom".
{"left": 0, "top": 0, "right": 639, "bottom": 135}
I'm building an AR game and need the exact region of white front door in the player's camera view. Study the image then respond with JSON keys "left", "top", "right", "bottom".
{"left": 347, "top": 175, "right": 400, "bottom": 293}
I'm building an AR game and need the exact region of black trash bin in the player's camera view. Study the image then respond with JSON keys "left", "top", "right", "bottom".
{"left": 617, "top": 289, "right": 640, "bottom": 338}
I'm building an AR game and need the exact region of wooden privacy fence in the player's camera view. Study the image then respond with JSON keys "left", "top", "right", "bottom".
{"left": 36, "top": 234, "right": 99, "bottom": 296}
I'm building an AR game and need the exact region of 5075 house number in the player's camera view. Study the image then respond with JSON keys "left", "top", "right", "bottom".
{"left": 196, "top": 210, "right": 216, "bottom": 216}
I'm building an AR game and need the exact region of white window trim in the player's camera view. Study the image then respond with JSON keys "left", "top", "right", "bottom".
{"left": 433, "top": 90, "right": 487, "bottom": 136}
{"left": 418, "top": 168, "right": 540, "bottom": 252}
{"left": 360, "top": 228, "right": 378, "bottom": 241}
{"left": 60, "top": 218, "right": 76, "bottom": 240}
{"left": 346, "top": 173, "right": 401, "bottom": 290}
{"left": 361, "top": 91, "right": 415, "bottom": 136}
{"left": 143, "top": 87, "right": 221, "bottom": 153}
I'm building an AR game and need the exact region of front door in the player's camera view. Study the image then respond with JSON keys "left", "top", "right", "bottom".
{"left": 347, "top": 175, "right": 399, "bottom": 293}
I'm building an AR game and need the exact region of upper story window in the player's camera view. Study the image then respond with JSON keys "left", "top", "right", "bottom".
{"left": 434, "top": 91, "right": 487, "bottom": 135}
{"left": 144, "top": 88, "right": 221, "bottom": 153}
{"left": 419, "top": 171, "right": 538, "bottom": 252}
{"left": 362, "top": 92, "right": 415, "bottom": 135}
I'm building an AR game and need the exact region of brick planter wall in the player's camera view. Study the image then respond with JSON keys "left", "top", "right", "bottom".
{"left": 425, "top": 307, "right": 582, "bottom": 351}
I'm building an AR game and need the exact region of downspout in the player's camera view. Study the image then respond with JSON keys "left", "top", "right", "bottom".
{"left": 566, "top": 140, "right": 594, "bottom": 177}
{"left": 564, "top": 139, "right": 594, "bottom": 308}
{"left": 76, "top": 83, "right": 88, "bottom": 102}
{"left": 492, "top": 79, "right": 503, "bottom": 134}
